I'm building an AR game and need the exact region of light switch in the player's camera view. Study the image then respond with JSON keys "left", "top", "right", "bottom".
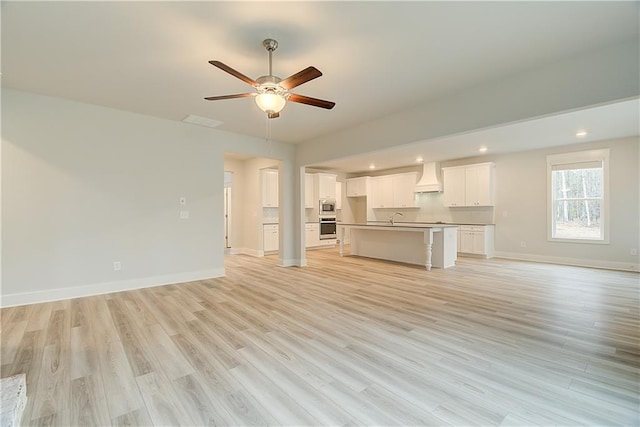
{"left": 180, "top": 210, "right": 189, "bottom": 219}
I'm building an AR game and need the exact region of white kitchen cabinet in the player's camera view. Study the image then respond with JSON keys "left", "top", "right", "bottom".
{"left": 369, "top": 176, "right": 393, "bottom": 208}
{"left": 305, "top": 223, "right": 320, "bottom": 248}
{"left": 370, "top": 173, "right": 417, "bottom": 208}
{"left": 442, "top": 162, "right": 494, "bottom": 207}
{"left": 261, "top": 169, "right": 279, "bottom": 208}
{"left": 315, "top": 173, "right": 337, "bottom": 200}
{"left": 346, "top": 176, "right": 370, "bottom": 197}
{"left": 458, "top": 225, "right": 494, "bottom": 258}
{"left": 336, "top": 182, "right": 343, "bottom": 210}
{"left": 263, "top": 224, "right": 279, "bottom": 252}
{"left": 392, "top": 172, "right": 418, "bottom": 208}
{"left": 465, "top": 163, "right": 494, "bottom": 206}
{"left": 443, "top": 167, "right": 466, "bottom": 207}
{"left": 304, "top": 173, "right": 314, "bottom": 208}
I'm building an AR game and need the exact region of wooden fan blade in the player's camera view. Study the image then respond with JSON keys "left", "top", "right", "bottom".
{"left": 209, "top": 61, "right": 258, "bottom": 87}
{"left": 268, "top": 112, "right": 280, "bottom": 119}
{"left": 288, "top": 93, "right": 335, "bottom": 110}
{"left": 204, "top": 93, "right": 254, "bottom": 101}
{"left": 280, "top": 66, "right": 322, "bottom": 90}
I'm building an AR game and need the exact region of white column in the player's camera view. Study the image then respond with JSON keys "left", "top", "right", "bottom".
{"left": 277, "top": 159, "right": 297, "bottom": 267}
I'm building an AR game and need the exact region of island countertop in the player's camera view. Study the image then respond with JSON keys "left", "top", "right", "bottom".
{"left": 339, "top": 222, "right": 459, "bottom": 229}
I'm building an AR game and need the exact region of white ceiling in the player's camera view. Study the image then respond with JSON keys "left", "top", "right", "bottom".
{"left": 2, "top": 1, "right": 639, "bottom": 171}
{"left": 310, "top": 99, "right": 640, "bottom": 173}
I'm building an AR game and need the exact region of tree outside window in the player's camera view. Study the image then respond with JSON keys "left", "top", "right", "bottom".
{"left": 547, "top": 149, "right": 609, "bottom": 243}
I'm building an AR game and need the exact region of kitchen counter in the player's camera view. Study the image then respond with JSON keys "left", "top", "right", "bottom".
{"left": 365, "top": 221, "right": 494, "bottom": 226}
{"left": 338, "top": 223, "right": 458, "bottom": 270}
{"left": 347, "top": 222, "right": 459, "bottom": 229}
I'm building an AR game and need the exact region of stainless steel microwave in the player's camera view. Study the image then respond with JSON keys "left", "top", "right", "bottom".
{"left": 319, "top": 199, "right": 336, "bottom": 215}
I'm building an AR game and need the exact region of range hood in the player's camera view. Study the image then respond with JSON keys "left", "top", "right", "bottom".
{"left": 414, "top": 162, "right": 443, "bottom": 193}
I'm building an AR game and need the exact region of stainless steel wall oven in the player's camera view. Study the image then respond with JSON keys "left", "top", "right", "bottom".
{"left": 319, "top": 217, "right": 337, "bottom": 240}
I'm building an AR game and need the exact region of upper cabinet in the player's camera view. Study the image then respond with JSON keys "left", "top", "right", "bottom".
{"left": 392, "top": 172, "right": 418, "bottom": 208}
{"left": 465, "top": 163, "right": 494, "bottom": 206}
{"left": 370, "top": 172, "right": 418, "bottom": 209}
{"left": 261, "top": 169, "right": 278, "bottom": 207}
{"left": 304, "top": 173, "right": 314, "bottom": 208}
{"left": 346, "top": 176, "right": 370, "bottom": 197}
{"left": 442, "top": 162, "right": 495, "bottom": 207}
{"left": 315, "top": 173, "right": 337, "bottom": 200}
{"left": 442, "top": 168, "right": 466, "bottom": 207}
{"left": 369, "top": 176, "right": 393, "bottom": 208}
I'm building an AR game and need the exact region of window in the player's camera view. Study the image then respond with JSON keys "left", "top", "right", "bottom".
{"left": 547, "top": 149, "right": 609, "bottom": 243}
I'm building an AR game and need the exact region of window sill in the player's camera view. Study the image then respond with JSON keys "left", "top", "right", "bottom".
{"left": 548, "top": 237, "right": 609, "bottom": 245}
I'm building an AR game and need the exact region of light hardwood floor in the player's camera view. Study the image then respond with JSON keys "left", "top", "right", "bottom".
{"left": 1, "top": 249, "right": 639, "bottom": 426}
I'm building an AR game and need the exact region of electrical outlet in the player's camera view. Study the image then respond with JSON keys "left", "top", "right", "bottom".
{"left": 520, "top": 241, "right": 527, "bottom": 248}
{"left": 180, "top": 210, "right": 189, "bottom": 219}
{"left": 631, "top": 248, "right": 638, "bottom": 256}
{"left": 113, "top": 261, "right": 121, "bottom": 271}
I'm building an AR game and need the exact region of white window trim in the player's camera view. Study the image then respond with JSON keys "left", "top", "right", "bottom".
{"left": 546, "top": 148, "right": 610, "bottom": 244}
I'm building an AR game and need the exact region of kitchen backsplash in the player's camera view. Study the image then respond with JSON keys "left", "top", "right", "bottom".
{"left": 264, "top": 191, "right": 494, "bottom": 225}
{"left": 262, "top": 207, "right": 279, "bottom": 223}
{"left": 367, "top": 192, "right": 495, "bottom": 224}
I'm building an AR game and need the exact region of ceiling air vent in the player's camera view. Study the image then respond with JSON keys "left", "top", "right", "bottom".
{"left": 182, "top": 114, "right": 222, "bottom": 128}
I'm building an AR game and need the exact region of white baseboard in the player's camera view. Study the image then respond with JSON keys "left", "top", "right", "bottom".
{"left": 278, "top": 258, "right": 299, "bottom": 267}
{"left": 229, "top": 249, "right": 304, "bottom": 267}
{"left": 494, "top": 251, "right": 640, "bottom": 272}
{"left": 230, "top": 248, "right": 263, "bottom": 257}
{"left": 0, "top": 268, "right": 225, "bottom": 308}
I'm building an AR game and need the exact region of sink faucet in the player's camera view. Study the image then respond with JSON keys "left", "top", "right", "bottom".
{"left": 389, "top": 212, "right": 404, "bottom": 225}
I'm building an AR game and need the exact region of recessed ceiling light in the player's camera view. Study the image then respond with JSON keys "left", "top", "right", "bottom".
{"left": 369, "top": 164, "right": 376, "bottom": 170}
{"left": 416, "top": 157, "right": 424, "bottom": 163}
{"left": 576, "top": 131, "right": 588, "bottom": 137}
{"left": 479, "top": 146, "right": 488, "bottom": 153}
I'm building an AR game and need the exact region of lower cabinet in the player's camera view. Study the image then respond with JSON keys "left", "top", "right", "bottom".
{"left": 458, "top": 225, "right": 494, "bottom": 258}
{"left": 263, "top": 224, "right": 279, "bottom": 253}
{"left": 305, "top": 223, "right": 320, "bottom": 248}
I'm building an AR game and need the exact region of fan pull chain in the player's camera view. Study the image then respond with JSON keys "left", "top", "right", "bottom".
{"left": 265, "top": 116, "right": 274, "bottom": 155}
{"left": 265, "top": 115, "right": 271, "bottom": 142}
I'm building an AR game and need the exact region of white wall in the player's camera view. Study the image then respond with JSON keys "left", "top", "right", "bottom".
{"left": 490, "top": 137, "right": 639, "bottom": 271}
{"left": 1, "top": 89, "right": 296, "bottom": 306}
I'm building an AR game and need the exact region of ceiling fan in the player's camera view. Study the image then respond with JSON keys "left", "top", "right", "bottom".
{"left": 205, "top": 39, "right": 335, "bottom": 119}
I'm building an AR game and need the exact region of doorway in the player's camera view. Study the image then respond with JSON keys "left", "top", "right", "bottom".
{"left": 224, "top": 171, "right": 233, "bottom": 251}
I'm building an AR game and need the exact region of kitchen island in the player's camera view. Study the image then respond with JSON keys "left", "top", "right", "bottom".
{"left": 338, "top": 222, "right": 458, "bottom": 270}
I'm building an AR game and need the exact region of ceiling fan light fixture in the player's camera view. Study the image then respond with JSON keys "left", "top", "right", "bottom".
{"left": 206, "top": 38, "right": 334, "bottom": 117}
{"left": 255, "top": 92, "right": 286, "bottom": 114}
